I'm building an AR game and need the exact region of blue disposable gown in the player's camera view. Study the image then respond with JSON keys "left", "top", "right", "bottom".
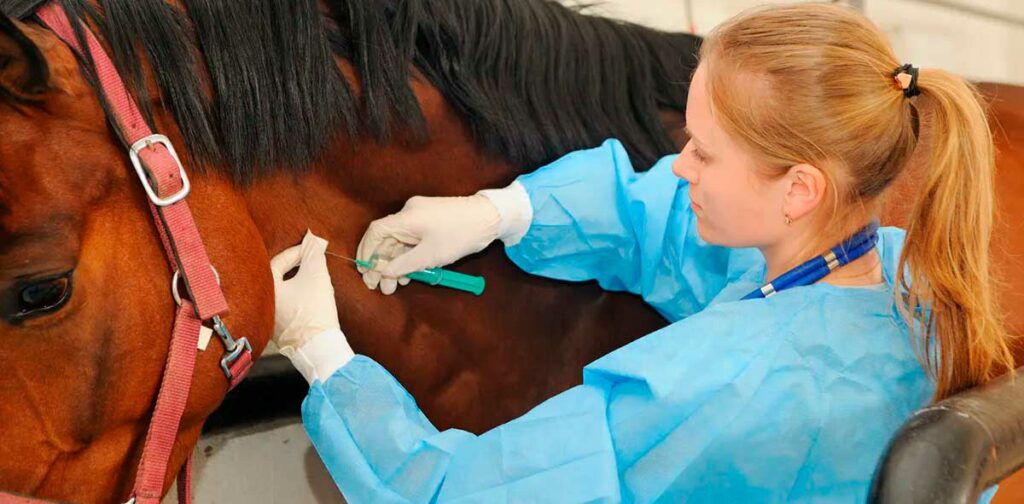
{"left": 301, "top": 139, "right": 958, "bottom": 503}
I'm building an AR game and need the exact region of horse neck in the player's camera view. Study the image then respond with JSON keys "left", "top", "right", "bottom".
{"left": 241, "top": 66, "right": 521, "bottom": 259}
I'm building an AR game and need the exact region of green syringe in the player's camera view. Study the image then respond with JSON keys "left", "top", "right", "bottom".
{"left": 326, "top": 251, "right": 486, "bottom": 296}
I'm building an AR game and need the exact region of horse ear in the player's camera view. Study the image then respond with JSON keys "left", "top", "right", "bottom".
{"left": 0, "top": 15, "right": 49, "bottom": 101}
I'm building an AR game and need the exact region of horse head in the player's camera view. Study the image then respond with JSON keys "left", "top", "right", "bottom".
{"left": 0, "top": 14, "right": 273, "bottom": 501}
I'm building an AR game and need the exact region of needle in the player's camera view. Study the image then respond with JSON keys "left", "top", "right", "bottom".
{"left": 325, "top": 250, "right": 373, "bottom": 270}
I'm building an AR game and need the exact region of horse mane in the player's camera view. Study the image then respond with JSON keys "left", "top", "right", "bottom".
{"left": 1, "top": 0, "right": 699, "bottom": 183}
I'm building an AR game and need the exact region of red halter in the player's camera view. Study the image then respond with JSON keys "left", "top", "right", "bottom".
{"left": 2, "top": 3, "right": 255, "bottom": 503}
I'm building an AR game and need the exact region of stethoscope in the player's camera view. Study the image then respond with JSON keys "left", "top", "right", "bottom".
{"left": 742, "top": 221, "right": 880, "bottom": 300}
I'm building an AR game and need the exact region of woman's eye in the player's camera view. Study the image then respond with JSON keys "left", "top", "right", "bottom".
{"left": 692, "top": 148, "right": 709, "bottom": 164}
{"left": 15, "top": 271, "right": 73, "bottom": 320}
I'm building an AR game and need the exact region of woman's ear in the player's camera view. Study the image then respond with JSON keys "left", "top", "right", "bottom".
{"left": 782, "top": 163, "right": 828, "bottom": 221}
{"left": 0, "top": 15, "right": 50, "bottom": 102}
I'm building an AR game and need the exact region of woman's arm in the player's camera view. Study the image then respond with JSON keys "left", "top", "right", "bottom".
{"left": 300, "top": 350, "right": 620, "bottom": 503}
{"left": 287, "top": 299, "right": 864, "bottom": 504}
{"left": 505, "top": 138, "right": 757, "bottom": 319}
{"left": 358, "top": 138, "right": 760, "bottom": 317}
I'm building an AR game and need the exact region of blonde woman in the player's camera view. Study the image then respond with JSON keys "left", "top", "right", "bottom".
{"left": 270, "top": 4, "right": 1012, "bottom": 502}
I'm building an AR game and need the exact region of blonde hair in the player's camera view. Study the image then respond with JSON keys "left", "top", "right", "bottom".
{"left": 700, "top": 3, "right": 1013, "bottom": 399}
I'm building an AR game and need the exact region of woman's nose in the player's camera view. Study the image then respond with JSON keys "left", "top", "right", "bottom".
{"left": 672, "top": 146, "right": 698, "bottom": 184}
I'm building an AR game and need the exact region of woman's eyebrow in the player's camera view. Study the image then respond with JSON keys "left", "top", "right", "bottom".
{"left": 684, "top": 126, "right": 705, "bottom": 147}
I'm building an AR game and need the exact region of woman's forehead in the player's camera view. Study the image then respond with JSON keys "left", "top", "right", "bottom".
{"left": 685, "top": 67, "right": 719, "bottom": 148}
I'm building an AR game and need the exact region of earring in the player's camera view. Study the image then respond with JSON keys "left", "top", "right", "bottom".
{"left": 784, "top": 214, "right": 792, "bottom": 226}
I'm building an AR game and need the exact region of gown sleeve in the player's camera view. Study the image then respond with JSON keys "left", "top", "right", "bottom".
{"left": 300, "top": 293, "right": 926, "bottom": 503}
{"left": 507, "top": 139, "right": 761, "bottom": 320}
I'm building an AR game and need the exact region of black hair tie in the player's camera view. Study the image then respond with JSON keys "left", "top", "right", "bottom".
{"left": 893, "top": 63, "right": 920, "bottom": 98}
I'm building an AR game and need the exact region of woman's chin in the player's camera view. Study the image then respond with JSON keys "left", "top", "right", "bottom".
{"left": 695, "top": 217, "right": 715, "bottom": 244}
{"left": 694, "top": 217, "right": 736, "bottom": 248}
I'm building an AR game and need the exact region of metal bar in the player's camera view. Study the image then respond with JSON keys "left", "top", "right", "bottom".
{"left": 869, "top": 365, "right": 1024, "bottom": 503}
{"left": 905, "top": 0, "right": 1024, "bottom": 29}
{"left": 845, "top": 0, "right": 866, "bottom": 12}
{"left": 684, "top": 0, "right": 695, "bottom": 33}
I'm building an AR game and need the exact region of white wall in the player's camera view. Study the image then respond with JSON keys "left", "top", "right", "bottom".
{"left": 868, "top": 0, "right": 1023, "bottom": 85}
{"left": 560, "top": 0, "right": 1024, "bottom": 85}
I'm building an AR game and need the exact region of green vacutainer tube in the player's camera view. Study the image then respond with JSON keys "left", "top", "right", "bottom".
{"left": 407, "top": 268, "right": 486, "bottom": 296}
{"left": 352, "top": 259, "right": 485, "bottom": 295}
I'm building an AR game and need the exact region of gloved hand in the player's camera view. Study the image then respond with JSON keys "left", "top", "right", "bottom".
{"left": 357, "top": 182, "right": 533, "bottom": 295}
{"left": 270, "top": 230, "right": 342, "bottom": 352}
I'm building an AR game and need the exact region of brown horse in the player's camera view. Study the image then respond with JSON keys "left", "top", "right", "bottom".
{"left": 946, "top": 82, "right": 1024, "bottom": 504}
{"left": 1, "top": 1, "right": 1022, "bottom": 503}
{"left": 0, "top": 0, "right": 692, "bottom": 501}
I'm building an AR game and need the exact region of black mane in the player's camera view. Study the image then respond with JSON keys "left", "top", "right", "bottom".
{"left": 1, "top": 0, "right": 700, "bottom": 183}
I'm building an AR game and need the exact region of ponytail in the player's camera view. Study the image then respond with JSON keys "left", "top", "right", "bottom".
{"left": 897, "top": 69, "right": 1014, "bottom": 399}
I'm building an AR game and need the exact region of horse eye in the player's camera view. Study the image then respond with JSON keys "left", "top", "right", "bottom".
{"left": 16, "top": 271, "right": 73, "bottom": 320}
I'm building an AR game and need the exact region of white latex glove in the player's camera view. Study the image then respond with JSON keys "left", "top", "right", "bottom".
{"left": 269, "top": 230, "right": 343, "bottom": 352}
{"left": 357, "top": 182, "right": 532, "bottom": 295}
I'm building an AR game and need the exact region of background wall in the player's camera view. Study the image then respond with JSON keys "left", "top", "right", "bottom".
{"left": 561, "top": 0, "right": 1023, "bottom": 85}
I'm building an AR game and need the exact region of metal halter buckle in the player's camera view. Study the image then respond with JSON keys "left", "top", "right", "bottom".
{"left": 170, "top": 266, "right": 221, "bottom": 307}
{"left": 168, "top": 268, "right": 246, "bottom": 378}
{"left": 212, "top": 315, "right": 252, "bottom": 379}
{"left": 129, "top": 134, "right": 191, "bottom": 207}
